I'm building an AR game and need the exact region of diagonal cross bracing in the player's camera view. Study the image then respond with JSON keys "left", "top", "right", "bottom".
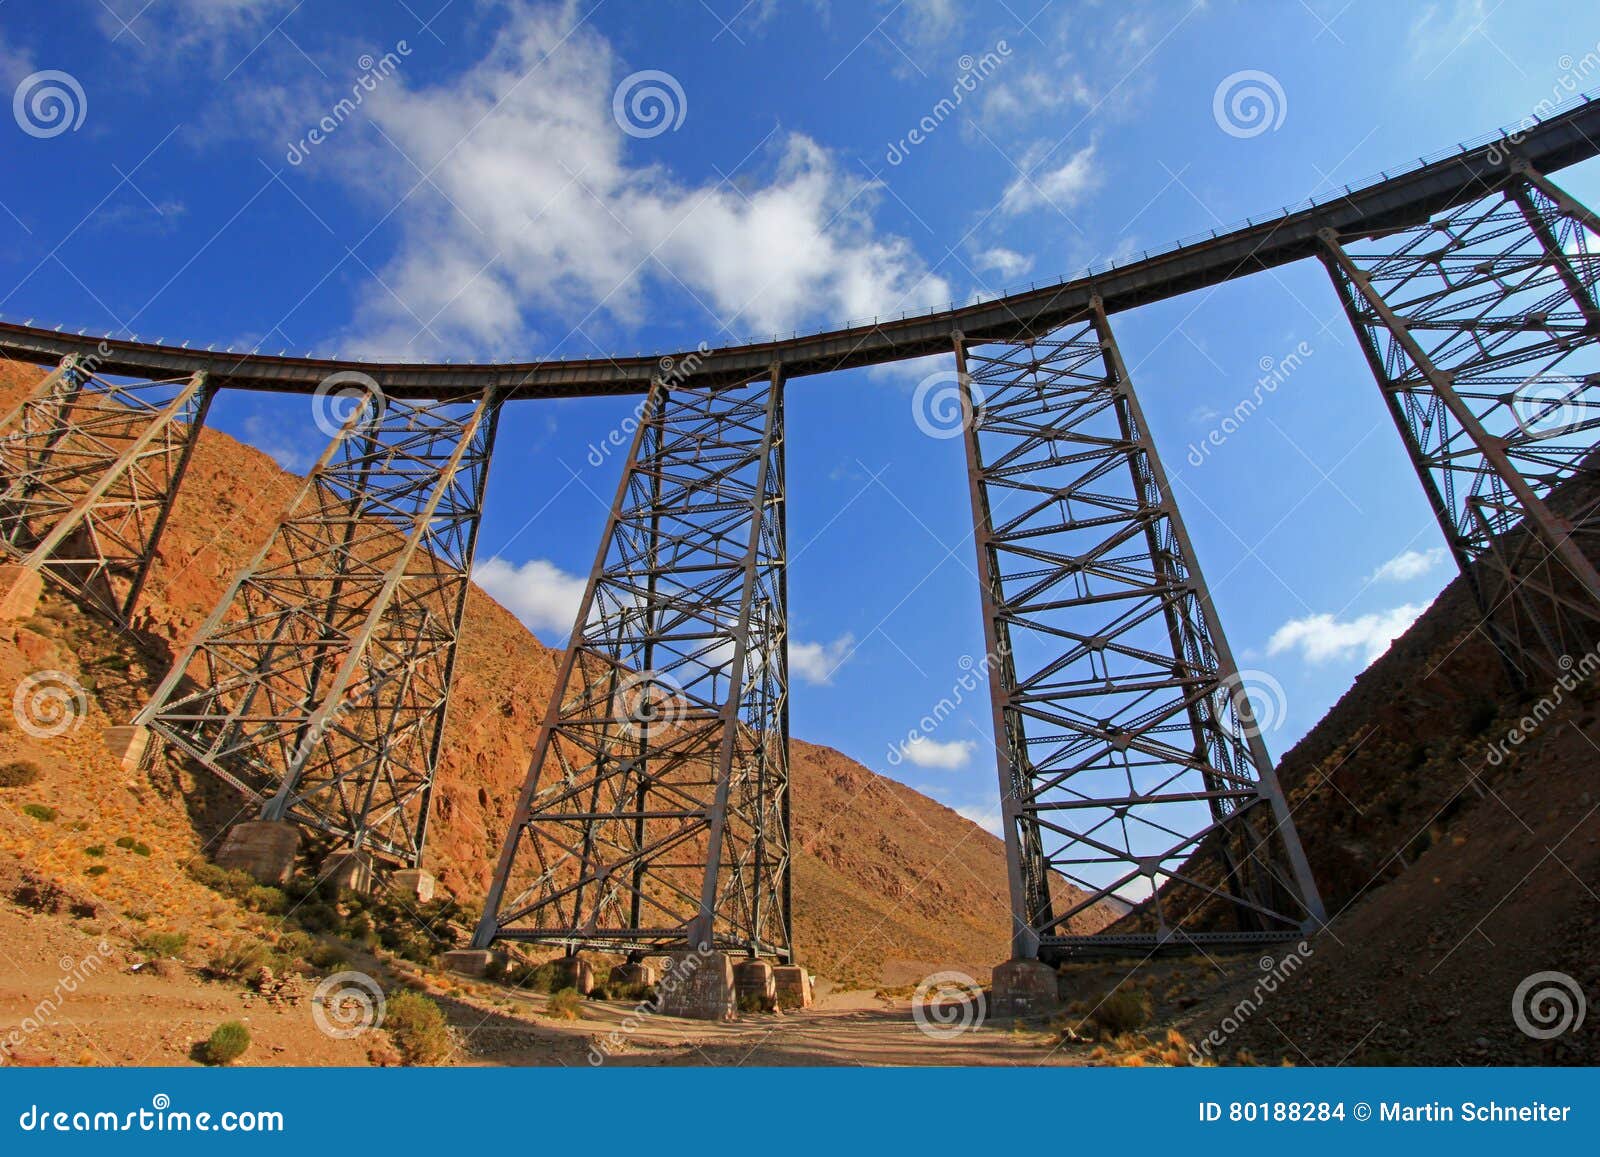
{"left": 0, "top": 356, "right": 210, "bottom": 623}
{"left": 1322, "top": 163, "right": 1600, "bottom": 681}
{"left": 135, "top": 388, "right": 500, "bottom": 867}
{"left": 956, "top": 305, "right": 1323, "bottom": 960}
{"left": 474, "top": 370, "right": 790, "bottom": 959}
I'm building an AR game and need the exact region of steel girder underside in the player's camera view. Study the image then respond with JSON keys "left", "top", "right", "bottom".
{"left": 954, "top": 307, "right": 1324, "bottom": 961}
{"left": 137, "top": 389, "right": 500, "bottom": 868}
{"left": 1323, "top": 163, "right": 1600, "bottom": 681}
{"left": 475, "top": 371, "right": 791, "bottom": 960}
{"left": 0, "top": 356, "right": 210, "bottom": 625}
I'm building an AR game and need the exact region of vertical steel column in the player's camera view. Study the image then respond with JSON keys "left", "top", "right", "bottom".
{"left": 136, "top": 388, "right": 500, "bottom": 868}
{"left": 956, "top": 309, "right": 1323, "bottom": 959}
{"left": 474, "top": 370, "right": 791, "bottom": 961}
{"left": 0, "top": 359, "right": 211, "bottom": 623}
{"left": 1319, "top": 165, "right": 1600, "bottom": 677}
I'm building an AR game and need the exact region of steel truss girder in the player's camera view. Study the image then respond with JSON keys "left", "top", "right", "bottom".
{"left": 1322, "top": 163, "right": 1600, "bottom": 680}
{"left": 0, "top": 356, "right": 211, "bottom": 624}
{"left": 474, "top": 370, "right": 791, "bottom": 960}
{"left": 955, "top": 306, "right": 1323, "bottom": 960}
{"left": 136, "top": 388, "right": 500, "bottom": 868}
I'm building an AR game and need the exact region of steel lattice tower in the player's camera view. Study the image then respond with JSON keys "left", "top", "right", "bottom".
{"left": 1322, "top": 162, "right": 1600, "bottom": 681}
{"left": 474, "top": 370, "right": 791, "bottom": 959}
{"left": 0, "top": 356, "right": 210, "bottom": 624}
{"left": 954, "top": 304, "right": 1324, "bottom": 960}
{"left": 136, "top": 387, "right": 500, "bottom": 868}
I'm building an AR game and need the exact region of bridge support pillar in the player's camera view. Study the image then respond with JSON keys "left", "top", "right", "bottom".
{"left": 214, "top": 819, "right": 301, "bottom": 885}
{"left": 1321, "top": 164, "right": 1600, "bottom": 681}
{"left": 990, "top": 958, "right": 1059, "bottom": 1017}
{"left": 655, "top": 950, "right": 736, "bottom": 1020}
{"left": 0, "top": 357, "right": 210, "bottom": 625}
{"left": 472, "top": 369, "right": 792, "bottom": 968}
{"left": 135, "top": 384, "right": 501, "bottom": 873}
{"left": 952, "top": 305, "right": 1324, "bottom": 959}
{"left": 771, "top": 964, "right": 812, "bottom": 1009}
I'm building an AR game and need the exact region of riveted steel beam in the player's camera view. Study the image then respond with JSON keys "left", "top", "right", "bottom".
{"left": 0, "top": 356, "right": 210, "bottom": 624}
{"left": 955, "top": 308, "right": 1324, "bottom": 960}
{"left": 135, "top": 387, "right": 500, "bottom": 868}
{"left": 474, "top": 369, "right": 791, "bottom": 960}
{"left": 1321, "top": 166, "right": 1600, "bottom": 680}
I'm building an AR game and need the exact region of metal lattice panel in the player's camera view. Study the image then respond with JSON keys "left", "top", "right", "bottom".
{"left": 955, "top": 305, "right": 1323, "bottom": 960}
{"left": 136, "top": 388, "right": 499, "bottom": 867}
{"left": 0, "top": 356, "right": 210, "bottom": 623}
{"left": 1322, "top": 164, "right": 1600, "bottom": 680}
{"left": 475, "top": 371, "right": 790, "bottom": 959}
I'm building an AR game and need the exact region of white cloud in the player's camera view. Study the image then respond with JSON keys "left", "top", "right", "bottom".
{"left": 974, "top": 246, "right": 1033, "bottom": 281}
{"left": 97, "top": 0, "right": 291, "bottom": 50}
{"left": 1407, "top": 0, "right": 1489, "bottom": 62}
{"left": 790, "top": 634, "right": 855, "bottom": 685}
{"left": 1267, "top": 604, "right": 1427, "bottom": 665}
{"left": 474, "top": 555, "right": 587, "bottom": 639}
{"left": 1000, "top": 142, "right": 1098, "bottom": 215}
{"left": 956, "top": 802, "right": 1002, "bottom": 837}
{"left": 309, "top": 1, "right": 949, "bottom": 358}
{"left": 897, "top": 734, "right": 977, "bottom": 769}
{"left": 1370, "top": 547, "right": 1448, "bottom": 584}
{"left": 0, "top": 29, "right": 35, "bottom": 87}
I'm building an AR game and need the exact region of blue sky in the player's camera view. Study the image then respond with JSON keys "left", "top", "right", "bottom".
{"left": 2, "top": 0, "right": 1598, "bottom": 834}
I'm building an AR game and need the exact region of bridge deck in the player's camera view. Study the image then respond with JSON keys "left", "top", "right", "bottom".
{"left": 4, "top": 94, "right": 1599, "bottom": 399}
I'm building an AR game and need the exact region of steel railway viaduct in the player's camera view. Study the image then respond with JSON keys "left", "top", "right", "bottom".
{"left": 3, "top": 94, "right": 1599, "bottom": 1016}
